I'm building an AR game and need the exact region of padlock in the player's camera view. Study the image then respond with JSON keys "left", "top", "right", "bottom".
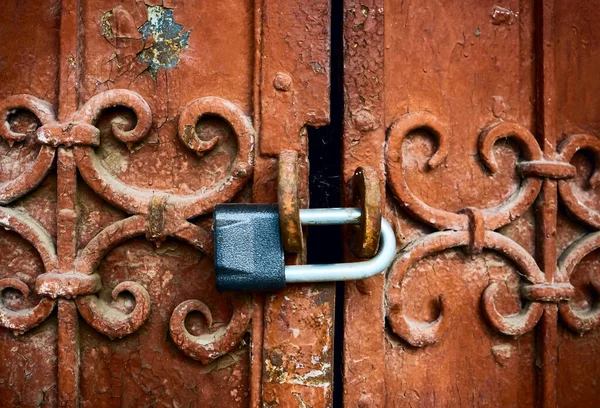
{"left": 214, "top": 204, "right": 396, "bottom": 292}
{"left": 214, "top": 204, "right": 285, "bottom": 291}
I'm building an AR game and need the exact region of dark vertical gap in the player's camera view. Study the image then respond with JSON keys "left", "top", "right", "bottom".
{"left": 306, "top": 0, "right": 344, "bottom": 405}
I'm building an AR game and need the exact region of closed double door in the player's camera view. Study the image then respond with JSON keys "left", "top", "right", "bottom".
{"left": 1, "top": 0, "right": 599, "bottom": 407}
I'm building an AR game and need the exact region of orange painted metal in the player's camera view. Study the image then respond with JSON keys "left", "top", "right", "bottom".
{"left": 342, "top": 0, "right": 600, "bottom": 407}
{"left": 0, "top": 1, "right": 332, "bottom": 407}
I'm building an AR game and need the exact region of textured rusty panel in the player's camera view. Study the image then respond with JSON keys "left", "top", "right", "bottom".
{"left": 0, "top": 1, "right": 61, "bottom": 104}
{"left": 385, "top": 1, "right": 535, "bottom": 214}
{"left": 253, "top": 1, "right": 333, "bottom": 407}
{"left": 0, "top": 231, "right": 58, "bottom": 407}
{"left": 77, "top": 238, "right": 249, "bottom": 407}
{"left": 385, "top": 1, "right": 538, "bottom": 404}
{"left": 80, "top": 1, "right": 254, "bottom": 196}
{"left": 71, "top": 1, "right": 256, "bottom": 405}
{"left": 343, "top": 0, "right": 600, "bottom": 406}
{"left": 258, "top": 0, "right": 331, "bottom": 156}
{"left": 0, "top": 1, "right": 61, "bottom": 406}
{"left": 341, "top": 0, "right": 386, "bottom": 406}
{"left": 261, "top": 284, "right": 335, "bottom": 407}
{"left": 343, "top": 0, "right": 542, "bottom": 406}
{"left": 0, "top": 0, "right": 333, "bottom": 406}
{"left": 553, "top": 0, "right": 600, "bottom": 406}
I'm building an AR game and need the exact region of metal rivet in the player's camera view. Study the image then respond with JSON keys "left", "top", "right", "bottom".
{"left": 273, "top": 72, "right": 292, "bottom": 91}
{"left": 354, "top": 109, "right": 377, "bottom": 132}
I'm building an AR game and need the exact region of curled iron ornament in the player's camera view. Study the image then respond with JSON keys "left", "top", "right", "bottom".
{"left": 73, "top": 213, "right": 214, "bottom": 340}
{"left": 73, "top": 216, "right": 153, "bottom": 339}
{"left": 0, "top": 91, "right": 254, "bottom": 356}
{"left": 0, "top": 207, "right": 57, "bottom": 333}
{"left": 557, "top": 231, "right": 600, "bottom": 334}
{"left": 386, "top": 230, "right": 546, "bottom": 346}
{"left": 385, "top": 113, "right": 542, "bottom": 231}
{"left": 74, "top": 91, "right": 255, "bottom": 219}
{"left": 169, "top": 294, "right": 251, "bottom": 364}
{"left": 0, "top": 95, "right": 57, "bottom": 204}
{"left": 557, "top": 133, "right": 600, "bottom": 229}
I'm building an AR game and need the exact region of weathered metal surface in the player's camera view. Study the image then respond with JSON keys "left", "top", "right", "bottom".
{"left": 0, "top": 1, "right": 332, "bottom": 407}
{"left": 0, "top": 2, "right": 61, "bottom": 406}
{"left": 350, "top": 166, "right": 382, "bottom": 258}
{"left": 341, "top": 1, "right": 387, "bottom": 406}
{"left": 552, "top": 1, "right": 600, "bottom": 405}
{"left": 278, "top": 150, "right": 304, "bottom": 253}
{"left": 254, "top": 0, "right": 333, "bottom": 406}
{"left": 342, "top": 0, "right": 600, "bottom": 407}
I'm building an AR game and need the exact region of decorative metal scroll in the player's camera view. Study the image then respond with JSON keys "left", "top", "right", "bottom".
{"left": 385, "top": 112, "right": 600, "bottom": 346}
{"left": 0, "top": 90, "right": 254, "bottom": 363}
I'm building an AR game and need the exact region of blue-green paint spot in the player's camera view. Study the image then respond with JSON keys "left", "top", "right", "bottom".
{"left": 137, "top": 6, "right": 190, "bottom": 79}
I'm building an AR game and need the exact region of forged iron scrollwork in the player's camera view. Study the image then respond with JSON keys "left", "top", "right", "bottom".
{"left": 0, "top": 207, "right": 57, "bottom": 333}
{"left": 384, "top": 112, "right": 596, "bottom": 346}
{"left": 73, "top": 92, "right": 255, "bottom": 219}
{"left": 553, "top": 133, "right": 600, "bottom": 334}
{"left": 386, "top": 230, "right": 546, "bottom": 346}
{"left": 0, "top": 90, "right": 255, "bottom": 361}
{"left": 0, "top": 95, "right": 57, "bottom": 204}
{"left": 169, "top": 294, "right": 252, "bottom": 364}
{"left": 386, "top": 113, "right": 543, "bottom": 232}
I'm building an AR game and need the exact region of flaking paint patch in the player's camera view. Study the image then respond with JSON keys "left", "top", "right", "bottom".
{"left": 137, "top": 6, "right": 190, "bottom": 79}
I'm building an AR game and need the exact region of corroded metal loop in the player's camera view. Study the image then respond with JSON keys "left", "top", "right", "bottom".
{"left": 386, "top": 230, "right": 545, "bottom": 346}
{"left": 557, "top": 134, "right": 600, "bottom": 229}
{"left": 0, "top": 94, "right": 56, "bottom": 145}
{"left": 75, "top": 216, "right": 213, "bottom": 276}
{"left": 386, "top": 115, "right": 542, "bottom": 232}
{"left": 169, "top": 294, "right": 251, "bottom": 364}
{"left": 461, "top": 207, "right": 484, "bottom": 255}
{"left": 481, "top": 283, "right": 545, "bottom": 337}
{"left": 73, "top": 89, "right": 153, "bottom": 149}
{"left": 278, "top": 150, "right": 303, "bottom": 252}
{"left": 556, "top": 231, "right": 600, "bottom": 333}
{"left": 520, "top": 282, "right": 575, "bottom": 303}
{"left": 350, "top": 166, "right": 382, "bottom": 258}
{"left": 0, "top": 95, "right": 57, "bottom": 204}
{"left": 146, "top": 195, "right": 169, "bottom": 246}
{"left": 517, "top": 160, "right": 576, "bottom": 179}
{"left": 72, "top": 215, "right": 213, "bottom": 339}
{"left": 0, "top": 278, "right": 56, "bottom": 335}
{"left": 478, "top": 122, "right": 543, "bottom": 173}
{"left": 178, "top": 97, "right": 233, "bottom": 156}
{"left": 35, "top": 272, "right": 102, "bottom": 299}
{"left": 75, "top": 281, "right": 151, "bottom": 339}
{"left": 0, "top": 207, "right": 58, "bottom": 333}
{"left": 36, "top": 122, "right": 100, "bottom": 147}
{"left": 386, "top": 293, "right": 448, "bottom": 347}
{"left": 74, "top": 93, "right": 255, "bottom": 219}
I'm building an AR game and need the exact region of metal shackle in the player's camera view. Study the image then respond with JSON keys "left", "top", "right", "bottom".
{"left": 285, "top": 207, "right": 396, "bottom": 283}
{"left": 213, "top": 204, "right": 396, "bottom": 292}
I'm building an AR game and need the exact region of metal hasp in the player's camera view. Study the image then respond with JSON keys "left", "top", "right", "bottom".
{"left": 214, "top": 204, "right": 396, "bottom": 291}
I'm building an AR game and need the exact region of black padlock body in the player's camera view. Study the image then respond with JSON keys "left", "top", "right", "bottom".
{"left": 214, "top": 204, "right": 285, "bottom": 292}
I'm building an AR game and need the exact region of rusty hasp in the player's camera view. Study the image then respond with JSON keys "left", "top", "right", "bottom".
{"left": 350, "top": 166, "right": 382, "bottom": 258}
{"left": 278, "top": 150, "right": 303, "bottom": 253}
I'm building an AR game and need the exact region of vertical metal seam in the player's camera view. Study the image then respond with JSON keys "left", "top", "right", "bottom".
{"left": 534, "top": 0, "right": 559, "bottom": 406}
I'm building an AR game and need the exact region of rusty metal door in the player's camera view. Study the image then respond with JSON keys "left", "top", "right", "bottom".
{"left": 341, "top": 0, "right": 600, "bottom": 407}
{"left": 0, "top": 1, "right": 334, "bottom": 407}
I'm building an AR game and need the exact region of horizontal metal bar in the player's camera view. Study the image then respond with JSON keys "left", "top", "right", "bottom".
{"left": 298, "top": 207, "right": 361, "bottom": 225}
{"left": 285, "top": 216, "right": 396, "bottom": 283}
